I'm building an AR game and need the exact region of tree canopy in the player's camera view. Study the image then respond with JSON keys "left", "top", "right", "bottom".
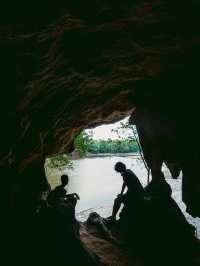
{"left": 74, "top": 122, "right": 139, "bottom": 155}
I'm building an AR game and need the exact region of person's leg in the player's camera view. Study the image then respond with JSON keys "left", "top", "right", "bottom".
{"left": 112, "top": 197, "right": 122, "bottom": 220}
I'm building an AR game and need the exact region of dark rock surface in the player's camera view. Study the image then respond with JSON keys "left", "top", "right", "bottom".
{"left": 83, "top": 211, "right": 200, "bottom": 266}
{"left": 130, "top": 87, "right": 200, "bottom": 217}
{"left": 1, "top": 1, "right": 200, "bottom": 265}
{"left": 1, "top": 0, "right": 200, "bottom": 217}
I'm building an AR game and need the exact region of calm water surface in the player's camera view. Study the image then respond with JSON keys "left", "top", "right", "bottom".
{"left": 47, "top": 155, "right": 200, "bottom": 237}
{"left": 48, "top": 155, "right": 149, "bottom": 212}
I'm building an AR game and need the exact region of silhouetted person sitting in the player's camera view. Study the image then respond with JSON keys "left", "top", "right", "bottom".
{"left": 110, "top": 162, "right": 145, "bottom": 223}
{"left": 47, "top": 174, "right": 81, "bottom": 237}
{"left": 47, "top": 174, "right": 80, "bottom": 207}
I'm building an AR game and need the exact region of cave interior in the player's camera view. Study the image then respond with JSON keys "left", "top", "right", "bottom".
{"left": 1, "top": 1, "right": 200, "bottom": 265}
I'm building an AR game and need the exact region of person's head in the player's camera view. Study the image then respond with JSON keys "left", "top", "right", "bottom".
{"left": 114, "top": 162, "right": 126, "bottom": 173}
{"left": 61, "top": 174, "right": 69, "bottom": 186}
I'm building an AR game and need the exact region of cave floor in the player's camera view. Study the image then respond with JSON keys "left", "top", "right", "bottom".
{"left": 80, "top": 224, "right": 143, "bottom": 266}
{"left": 79, "top": 222, "right": 200, "bottom": 266}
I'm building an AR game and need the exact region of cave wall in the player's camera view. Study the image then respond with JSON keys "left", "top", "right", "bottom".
{"left": 1, "top": 0, "right": 200, "bottom": 230}
{"left": 130, "top": 85, "right": 200, "bottom": 217}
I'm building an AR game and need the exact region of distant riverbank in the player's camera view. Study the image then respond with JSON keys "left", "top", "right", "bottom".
{"left": 69, "top": 151, "right": 140, "bottom": 159}
{"left": 86, "top": 152, "right": 140, "bottom": 157}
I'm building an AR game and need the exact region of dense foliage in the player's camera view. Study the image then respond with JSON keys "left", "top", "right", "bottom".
{"left": 73, "top": 131, "right": 92, "bottom": 155}
{"left": 45, "top": 154, "right": 73, "bottom": 175}
{"left": 87, "top": 138, "right": 139, "bottom": 154}
{"left": 74, "top": 124, "right": 139, "bottom": 154}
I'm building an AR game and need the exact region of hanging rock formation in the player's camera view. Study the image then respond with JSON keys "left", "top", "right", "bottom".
{"left": 130, "top": 85, "right": 200, "bottom": 217}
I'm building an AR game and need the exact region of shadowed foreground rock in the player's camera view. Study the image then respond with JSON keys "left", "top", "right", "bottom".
{"left": 1, "top": 1, "right": 200, "bottom": 265}
{"left": 83, "top": 211, "right": 200, "bottom": 266}
{"left": 32, "top": 203, "right": 100, "bottom": 266}
{"left": 81, "top": 224, "right": 140, "bottom": 266}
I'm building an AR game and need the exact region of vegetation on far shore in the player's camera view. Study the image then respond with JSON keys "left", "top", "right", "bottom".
{"left": 45, "top": 121, "right": 141, "bottom": 173}
{"left": 74, "top": 132, "right": 139, "bottom": 155}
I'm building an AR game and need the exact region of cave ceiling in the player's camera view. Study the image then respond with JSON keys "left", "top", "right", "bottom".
{"left": 1, "top": 2, "right": 200, "bottom": 218}
{"left": 1, "top": 1, "right": 200, "bottom": 168}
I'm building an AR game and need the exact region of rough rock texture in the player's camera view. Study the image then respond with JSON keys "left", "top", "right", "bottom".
{"left": 130, "top": 86, "right": 200, "bottom": 217}
{"left": 1, "top": 1, "right": 200, "bottom": 264}
{"left": 80, "top": 224, "right": 141, "bottom": 266}
{"left": 1, "top": 1, "right": 200, "bottom": 167}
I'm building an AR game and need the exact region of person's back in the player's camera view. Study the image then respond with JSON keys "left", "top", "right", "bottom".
{"left": 122, "top": 169, "right": 145, "bottom": 202}
{"left": 48, "top": 185, "right": 66, "bottom": 205}
{"left": 47, "top": 174, "right": 68, "bottom": 206}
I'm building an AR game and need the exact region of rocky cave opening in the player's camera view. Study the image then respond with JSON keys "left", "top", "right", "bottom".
{"left": 2, "top": 87, "right": 200, "bottom": 266}
{"left": 1, "top": 1, "right": 200, "bottom": 265}
{"left": 45, "top": 117, "right": 143, "bottom": 214}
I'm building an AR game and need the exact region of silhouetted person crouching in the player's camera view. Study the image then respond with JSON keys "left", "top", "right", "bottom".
{"left": 110, "top": 162, "right": 145, "bottom": 225}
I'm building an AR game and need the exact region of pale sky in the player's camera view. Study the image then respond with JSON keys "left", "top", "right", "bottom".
{"left": 85, "top": 116, "right": 135, "bottom": 140}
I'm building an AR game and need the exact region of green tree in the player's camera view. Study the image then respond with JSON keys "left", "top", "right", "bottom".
{"left": 74, "top": 125, "right": 141, "bottom": 155}
{"left": 45, "top": 154, "right": 73, "bottom": 176}
{"left": 87, "top": 141, "right": 99, "bottom": 153}
{"left": 113, "top": 120, "right": 150, "bottom": 175}
{"left": 74, "top": 131, "right": 93, "bottom": 155}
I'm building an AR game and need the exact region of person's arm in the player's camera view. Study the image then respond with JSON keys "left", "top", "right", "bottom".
{"left": 65, "top": 193, "right": 80, "bottom": 200}
{"left": 119, "top": 181, "right": 126, "bottom": 196}
{"left": 73, "top": 193, "right": 80, "bottom": 200}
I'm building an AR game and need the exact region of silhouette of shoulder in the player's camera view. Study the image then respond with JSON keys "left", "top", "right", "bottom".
{"left": 122, "top": 169, "right": 137, "bottom": 184}
{"left": 48, "top": 185, "right": 67, "bottom": 205}
{"left": 123, "top": 169, "right": 144, "bottom": 195}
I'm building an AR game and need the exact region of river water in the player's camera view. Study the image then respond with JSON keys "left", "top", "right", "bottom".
{"left": 47, "top": 155, "right": 200, "bottom": 237}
